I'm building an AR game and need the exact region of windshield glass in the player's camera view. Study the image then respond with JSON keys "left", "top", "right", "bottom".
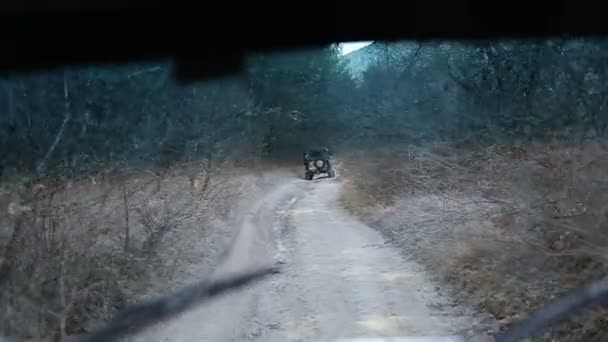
{"left": 307, "top": 150, "right": 327, "bottom": 158}
{"left": 0, "top": 38, "right": 605, "bottom": 342}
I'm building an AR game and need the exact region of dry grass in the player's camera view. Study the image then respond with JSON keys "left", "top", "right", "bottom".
{"left": 0, "top": 160, "right": 261, "bottom": 341}
{"left": 340, "top": 140, "right": 608, "bottom": 341}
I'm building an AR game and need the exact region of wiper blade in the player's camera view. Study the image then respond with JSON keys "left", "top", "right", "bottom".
{"left": 496, "top": 275, "right": 608, "bottom": 342}
{"left": 74, "top": 260, "right": 608, "bottom": 342}
{"left": 81, "top": 266, "right": 276, "bottom": 342}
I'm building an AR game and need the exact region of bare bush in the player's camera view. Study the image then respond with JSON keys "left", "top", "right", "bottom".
{"left": 340, "top": 140, "right": 608, "bottom": 341}
{"left": 0, "top": 159, "right": 253, "bottom": 340}
{"left": 136, "top": 198, "right": 190, "bottom": 256}
{"left": 0, "top": 186, "right": 131, "bottom": 340}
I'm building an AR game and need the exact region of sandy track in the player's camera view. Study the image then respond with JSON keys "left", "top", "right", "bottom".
{"left": 128, "top": 175, "right": 492, "bottom": 342}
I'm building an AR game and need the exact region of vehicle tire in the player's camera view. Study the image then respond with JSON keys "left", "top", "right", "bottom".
{"left": 329, "top": 170, "right": 335, "bottom": 178}
{"left": 305, "top": 172, "right": 313, "bottom": 181}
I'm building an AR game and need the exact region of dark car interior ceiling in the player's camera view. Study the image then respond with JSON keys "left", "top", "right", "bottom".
{"left": 0, "top": 1, "right": 605, "bottom": 83}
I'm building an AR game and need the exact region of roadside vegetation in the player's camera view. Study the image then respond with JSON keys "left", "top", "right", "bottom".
{"left": 340, "top": 39, "right": 608, "bottom": 341}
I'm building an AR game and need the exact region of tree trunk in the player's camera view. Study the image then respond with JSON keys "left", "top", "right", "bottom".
{"left": 36, "top": 71, "right": 71, "bottom": 175}
{"left": 123, "top": 184, "right": 130, "bottom": 251}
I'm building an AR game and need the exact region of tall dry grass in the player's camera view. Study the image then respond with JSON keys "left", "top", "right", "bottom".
{"left": 340, "top": 141, "right": 608, "bottom": 341}
{"left": 0, "top": 160, "right": 255, "bottom": 341}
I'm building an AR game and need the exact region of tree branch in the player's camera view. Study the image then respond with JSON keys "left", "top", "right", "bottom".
{"left": 36, "top": 71, "right": 71, "bottom": 175}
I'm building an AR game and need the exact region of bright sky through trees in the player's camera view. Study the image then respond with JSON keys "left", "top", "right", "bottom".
{"left": 340, "top": 41, "right": 373, "bottom": 55}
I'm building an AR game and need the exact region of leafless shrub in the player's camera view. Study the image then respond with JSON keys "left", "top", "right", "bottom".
{"left": 0, "top": 189, "right": 131, "bottom": 341}
{"left": 341, "top": 140, "right": 608, "bottom": 340}
{"left": 0, "top": 159, "right": 248, "bottom": 340}
{"left": 135, "top": 198, "right": 190, "bottom": 256}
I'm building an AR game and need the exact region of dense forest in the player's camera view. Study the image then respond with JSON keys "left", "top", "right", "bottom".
{"left": 1, "top": 39, "right": 607, "bottom": 179}
{"left": 0, "top": 45, "right": 349, "bottom": 180}
{"left": 1, "top": 37, "right": 608, "bottom": 340}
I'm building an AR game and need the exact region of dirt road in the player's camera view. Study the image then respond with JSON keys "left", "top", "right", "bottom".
{"left": 130, "top": 175, "right": 493, "bottom": 342}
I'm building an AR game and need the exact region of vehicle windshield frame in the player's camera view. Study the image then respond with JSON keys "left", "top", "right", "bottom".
{"left": 305, "top": 149, "right": 330, "bottom": 160}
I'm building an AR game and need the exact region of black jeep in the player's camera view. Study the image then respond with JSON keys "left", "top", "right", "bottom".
{"left": 303, "top": 148, "right": 335, "bottom": 180}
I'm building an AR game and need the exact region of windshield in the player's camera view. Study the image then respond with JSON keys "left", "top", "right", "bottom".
{"left": 0, "top": 38, "right": 606, "bottom": 342}
{"left": 306, "top": 150, "right": 328, "bottom": 158}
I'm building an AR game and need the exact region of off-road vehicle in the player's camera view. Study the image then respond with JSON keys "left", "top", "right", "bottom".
{"left": 303, "top": 147, "right": 335, "bottom": 180}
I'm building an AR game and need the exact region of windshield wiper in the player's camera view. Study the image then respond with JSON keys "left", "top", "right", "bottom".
{"left": 81, "top": 266, "right": 276, "bottom": 342}
{"left": 77, "top": 268, "right": 608, "bottom": 342}
{"left": 496, "top": 275, "right": 608, "bottom": 342}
